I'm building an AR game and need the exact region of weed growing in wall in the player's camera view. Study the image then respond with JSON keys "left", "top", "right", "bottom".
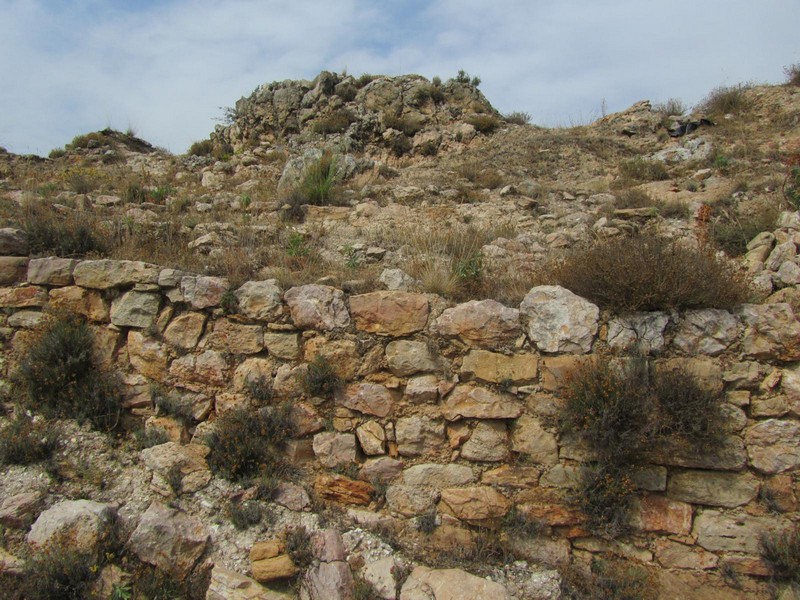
{"left": 15, "top": 313, "right": 121, "bottom": 431}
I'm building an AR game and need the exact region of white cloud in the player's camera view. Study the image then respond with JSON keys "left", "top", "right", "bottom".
{"left": 0, "top": 0, "right": 798, "bottom": 155}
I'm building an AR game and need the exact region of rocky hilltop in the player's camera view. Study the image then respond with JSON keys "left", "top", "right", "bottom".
{"left": 0, "top": 71, "right": 799, "bottom": 600}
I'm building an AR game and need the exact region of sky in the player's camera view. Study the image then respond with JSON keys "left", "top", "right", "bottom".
{"left": 1, "top": 0, "right": 798, "bottom": 156}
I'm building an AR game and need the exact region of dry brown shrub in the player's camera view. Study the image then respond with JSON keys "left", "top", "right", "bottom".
{"left": 553, "top": 234, "right": 751, "bottom": 312}
{"left": 458, "top": 161, "right": 504, "bottom": 189}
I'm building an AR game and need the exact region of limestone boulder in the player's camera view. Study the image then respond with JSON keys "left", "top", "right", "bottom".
{"left": 181, "top": 276, "right": 229, "bottom": 309}
{"left": 693, "top": 510, "right": 781, "bottom": 553}
{"left": 628, "top": 495, "right": 693, "bottom": 535}
{"left": 234, "top": 280, "right": 284, "bottom": 321}
{"left": 284, "top": 284, "right": 350, "bottom": 330}
{"left": 510, "top": 416, "right": 559, "bottom": 464}
{"left": 301, "top": 560, "right": 355, "bottom": 600}
{"left": 386, "top": 484, "right": 438, "bottom": 517}
{"left": 206, "top": 319, "right": 263, "bottom": 355}
{"left": 350, "top": 291, "right": 429, "bottom": 336}
{"left": 460, "top": 421, "right": 508, "bottom": 462}
{"left": 49, "top": 285, "right": 109, "bottom": 321}
{"left": 206, "top": 565, "right": 292, "bottom": 600}
{"left": 359, "top": 457, "right": 405, "bottom": 483}
{"left": 0, "top": 256, "right": 28, "bottom": 284}
{"left": 27, "top": 500, "right": 116, "bottom": 553}
{"left": 401, "top": 464, "right": 476, "bottom": 488}
{"left": 745, "top": 419, "right": 800, "bottom": 473}
{"left": 164, "top": 312, "right": 207, "bottom": 350}
{"left": 668, "top": 471, "right": 759, "bottom": 507}
{"left": 170, "top": 350, "right": 228, "bottom": 388}
{"left": 738, "top": 303, "right": 800, "bottom": 361}
{"left": 251, "top": 540, "right": 298, "bottom": 582}
{"left": 27, "top": 257, "right": 77, "bottom": 286}
{"left": 110, "top": 291, "right": 160, "bottom": 328}
{"left": 399, "top": 566, "right": 511, "bottom": 600}
{"left": 313, "top": 432, "right": 357, "bottom": 468}
{"left": 140, "top": 442, "right": 212, "bottom": 495}
{"left": 673, "top": 309, "right": 740, "bottom": 355}
{"left": 0, "top": 228, "right": 28, "bottom": 255}
{"left": 128, "top": 330, "right": 169, "bottom": 380}
{"left": 404, "top": 375, "right": 440, "bottom": 403}
{"left": 128, "top": 503, "right": 208, "bottom": 580}
{"left": 441, "top": 384, "right": 522, "bottom": 421}
{"left": 438, "top": 486, "right": 511, "bottom": 525}
{"left": 336, "top": 382, "right": 396, "bottom": 417}
{"left": 264, "top": 331, "right": 300, "bottom": 360}
{"left": 314, "top": 474, "right": 373, "bottom": 505}
{"left": 0, "top": 490, "right": 45, "bottom": 529}
{"left": 356, "top": 421, "right": 386, "bottom": 455}
{"left": 606, "top": 312, "right": 669, "bottom": 355}
{"left": 73, "top": 259, "right": 159, "bottom": 289}
{"left": 460, "top": 350, "right": 537, "bottom": 384}
{"left": 395, "top": 415, "right": 445, "bottom": 456}
{"left": 520, "top": 285, "right": 599, "bottom": 354}
{"left": 432, "top": 299, "right": 520, "bottom": 350}
{"left": 0, "top": 285, "right": 47, "bottom": 308}
{"left": 386, "top": 340, "right": 442, "bottom": 376}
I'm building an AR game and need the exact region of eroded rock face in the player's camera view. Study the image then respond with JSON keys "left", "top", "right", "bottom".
{"left": 432, "top": 299, "right": 520, "bottom": 349}
{"left": 0, "top": 228, "right": 29, "bottom": 256}
{"left": 128, "top": 502, "right": 209, "bottom": 580}
{"left": 606, "top": 312, "right": 669, "bottom": 355}
{"left": 520, "top": 285, "right": 599, "bottom": 354}
{"left": 140, "top": 442, "right": 212, "bottom": 496}
{"left": 336, "top": 382, "right": 397, "bottom": 417}
{"left": 110, "top": 291, "right": 160, "bottom": 328}
{"left": 181, "top": 276, "right": 229, "bottom": 310}
{"left": 285, "top": 284, "right": 350, "bottom": 331}
{"left": 668, "top": 471, "right": 760, "bottom": 508}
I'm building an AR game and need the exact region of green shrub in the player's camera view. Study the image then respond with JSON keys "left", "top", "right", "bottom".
{"left": 17, "top": 548, "right": 99, "bottom": 600}
{"left": 302, "top": 355, "right": 341, "bottom": 397}
{"left": 384, "top": 114, "right": 425, "bottom": 137}
{"left": 561, "top": 356, "right": 724, "bottom": 536}
{"left": 390, "top": 135, "right": 413, "bottom": 157}
{"left": 561, "top": 358, "right": 652, "bottom": 464}
{"left": 298, "top": 151, "right": 340, "bottom": 206}
{"left": 48, "top": 147, "right": 66, "bottom": 159}
{"left": 220, "top": 290, "right": 238, "bottom": 315}
{"left": 206, "top": 404, "right": 294, "bottom": 483}
{"left": 188, "top": 139, "right": 214, "bottom": 156}
{"left": 123, "top": 182, "right": 148, "bottom": 204}
{"left": 466, "top": 114, "right": 500, "bottom": 134}
{"left": 0, "top": 414, "right": 60, "bottom": 465}
{"left": 312, "top": 110, "right": 353, "bottom": 135}
{"left": 227, "top": 499, "right": 263, "bottom": 530}
{"left": 504, "top": 111, "right": 531, "bottom": 125}
{"left": 698, "top": 84, "right": 751, "bottom": 115}
{"left": 417, "top": 508, "right": 438, "bottom": 534}
{"left": 785, "top": 63, "right": 800, "bottom": 87}
{"left": 553, "top": 234, "right": 750, "bottom": 312}
{"left": 285, "top": 526, "right": 314, "bottom": 569}
{"left": 132, "top": 426, "right": 170, "bottom": 450}
{"left": 708, "top": 199, "right": 779, "bottom": 257}
{"left": 453, "top": 69, "right": 481, "bottom": 87}
{"left": 618, "top": 158, "right": 669, "bottom": 182}
{"left": 578, "top": 465, "right": 637, "bottom": 538}
{"left": 20, "top": 201, "right": 106, "bottom": 257}
{"left": 653, "top": 98, "right": 686, "bottom": 117}
{"left": 355, "top": 74, "right": 380, "bottom": 88}
{"left": 458, "top": 162, "right": 503, "bottom": 189}
{"left": 761, "top": 525, "right": 800, "bottom": 584}
{"left": 15, "top": 314, "right": 121, "bottom": 431}
{"left": 783, "top": 164, "right": 800, "bottom": 210}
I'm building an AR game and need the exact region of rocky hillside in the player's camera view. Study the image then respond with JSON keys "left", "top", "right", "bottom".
{"left": 0, "top": 71, "right": 799, "bottom": 600}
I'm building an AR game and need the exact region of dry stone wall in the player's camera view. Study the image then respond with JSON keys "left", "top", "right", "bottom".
{"left": 1, "top": 255, "right": 799, "bottom": 585}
